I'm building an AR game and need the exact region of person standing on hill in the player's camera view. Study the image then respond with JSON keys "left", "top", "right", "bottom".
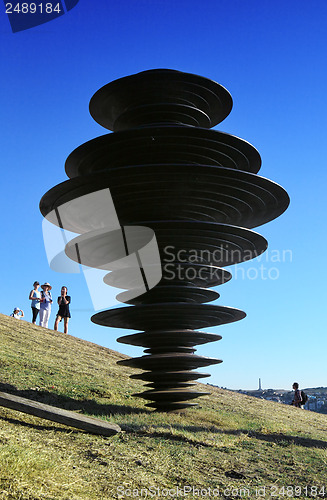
{"left": 54, "top": 286, "right": 71, "bottom": 334}
{"left": 29, "top": 281, "right": 41, "bottom": 324}
{"left": 39, "top": 282, "right": 53, "bottom": 328}
{"left": 291, "top": 382, "right": 303, "bottom": 408}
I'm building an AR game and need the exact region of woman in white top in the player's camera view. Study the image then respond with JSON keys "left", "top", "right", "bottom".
{"left": 39, "top": 282, "right": 53, "bottom": 328}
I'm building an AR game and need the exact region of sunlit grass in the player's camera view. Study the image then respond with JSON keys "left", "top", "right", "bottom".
{"left": 1, "top": 313, "right": 327, "bottom": 499}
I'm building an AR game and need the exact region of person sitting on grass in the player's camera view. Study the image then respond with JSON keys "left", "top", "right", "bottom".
{"left": 10, "top": 307, "right": 24, "bottom": 319}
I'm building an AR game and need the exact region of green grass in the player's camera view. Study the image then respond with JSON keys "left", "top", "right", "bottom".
{"left": 1, "top": 313, "right": 327, "bottom": 499}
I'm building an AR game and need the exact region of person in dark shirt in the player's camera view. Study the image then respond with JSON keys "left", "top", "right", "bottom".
{"left": 291, "top": 382, "right": 303, "bottom": 408}
{"left": 54, "top": 286, "right": 71, "bottom": 334}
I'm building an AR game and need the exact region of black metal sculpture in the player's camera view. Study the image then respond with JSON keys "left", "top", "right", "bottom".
{"left": 40, "top": 70, "right": 289, "bottom": 411}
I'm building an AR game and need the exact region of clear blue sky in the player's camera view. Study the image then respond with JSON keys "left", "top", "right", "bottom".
{"left": 1, "top": 0, "right": 326, "bottom": 391}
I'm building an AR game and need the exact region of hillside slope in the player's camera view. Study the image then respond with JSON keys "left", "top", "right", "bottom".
{"left": 0, "top": 313, "right": 327, "bottom": 500}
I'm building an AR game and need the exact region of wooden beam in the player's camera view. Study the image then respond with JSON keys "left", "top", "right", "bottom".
{"left": 0, "top": 391, "right": 121, "bottom": 436}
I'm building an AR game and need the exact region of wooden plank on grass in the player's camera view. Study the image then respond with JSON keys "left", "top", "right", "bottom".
{"left": 0, "top": 391, "right": 121, "bottom": 436}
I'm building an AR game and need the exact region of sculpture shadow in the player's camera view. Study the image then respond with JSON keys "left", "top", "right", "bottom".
{"left": 0, "top": 383, "right": 149, "bottom": 418}
{"left": 2, "top": 384, "right": 326, "bottom": 450}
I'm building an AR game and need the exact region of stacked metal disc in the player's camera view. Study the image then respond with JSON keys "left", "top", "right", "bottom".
{"left": 40, "top": 69, "right": 289, "bottom": 411}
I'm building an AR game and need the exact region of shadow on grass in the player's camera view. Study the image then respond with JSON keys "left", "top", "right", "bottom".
{"left": 1, "top": 384, "right": 327, "bottom": 450}
{"left": 0, "top": 383, "right": 149, "bottom": 417}
{"left": 0, "top": 413, "right": 84, "bottom": 434}
{"left": 125, "top": 422, "right": 327, "bottom": 450}
{"left": 244, "top": 430, "right": 327, "bottom": 450}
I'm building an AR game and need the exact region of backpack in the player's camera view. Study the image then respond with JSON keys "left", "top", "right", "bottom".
{"left": 301, "top": 390, "right": 308, "bottom": 405}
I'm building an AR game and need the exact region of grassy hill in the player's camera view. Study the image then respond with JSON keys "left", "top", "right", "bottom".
{"left": 1, "top": 313, "right": 327, "bottom": 500}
